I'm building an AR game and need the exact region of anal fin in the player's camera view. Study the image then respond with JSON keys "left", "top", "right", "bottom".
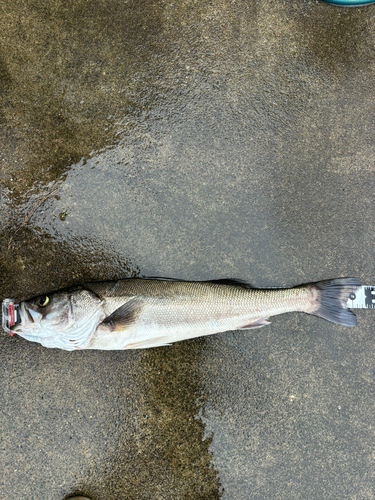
{"left": 125, "top": 337, "right": 171, "bottom": 349}
{"left": 238, "top": 318, "right": 271, "bottom": 330}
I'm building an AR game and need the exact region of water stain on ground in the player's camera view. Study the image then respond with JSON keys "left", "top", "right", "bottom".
{"left": 72, "top": 343, "right": 222, "bottom": 500}
{"left": 0, "top": 0, "right": 165, "bottom": 194}
{"left": 0, "top": 226, "right": 139, "bottom": 300}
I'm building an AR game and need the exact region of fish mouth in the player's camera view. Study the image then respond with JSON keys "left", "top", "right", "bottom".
{"left": 11, "top": 304, "right": 41, "bottom": 333}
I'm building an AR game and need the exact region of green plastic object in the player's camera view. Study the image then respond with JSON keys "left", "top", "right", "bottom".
{"left": 321, "top": 0, "right": 375, "bottom": 6}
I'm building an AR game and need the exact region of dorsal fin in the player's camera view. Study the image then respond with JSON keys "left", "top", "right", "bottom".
{"left": 205, "top": 278, "right": 255, "bottom": 289}
{"left": 142, "top": 276, "right": 187, "bottom": 282}
{"left": 143, "top": 276, "right": 255, "bottom": 288}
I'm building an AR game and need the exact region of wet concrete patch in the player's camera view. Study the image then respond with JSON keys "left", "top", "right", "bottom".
{"left": 0, "top": 0, "right": 165, "bottom": 193}
{"left": 0, "top": 226, "right": 139, "bottom": 300}
{"left": 198, "top": 314, "right": 375, "bottom": 499}
{"left": 73, "top": 343, "right": 222, "bottom": 500}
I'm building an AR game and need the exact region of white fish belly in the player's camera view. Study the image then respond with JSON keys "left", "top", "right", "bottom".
{"left": 84, "top": 301, "right": 267, "bottom": 350}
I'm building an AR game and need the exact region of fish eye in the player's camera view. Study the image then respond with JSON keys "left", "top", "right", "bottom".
{"left": 37, "top": 296, "right": 50, "bottom": 307}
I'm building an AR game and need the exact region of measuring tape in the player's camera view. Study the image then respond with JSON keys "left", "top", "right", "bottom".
{"left": 347, "top": 286, "right": 375, "bottom": 309}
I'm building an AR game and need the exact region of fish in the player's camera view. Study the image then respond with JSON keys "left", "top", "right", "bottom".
{"left": 9, "top": 277, "right": 361, "bottom": 351}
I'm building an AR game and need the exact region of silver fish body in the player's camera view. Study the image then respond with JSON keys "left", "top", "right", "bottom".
{"left": 10, "top": 278, "right": 361, "bottom": 350}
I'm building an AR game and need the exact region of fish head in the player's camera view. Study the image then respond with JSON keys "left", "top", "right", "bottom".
{"left": 11, "top": 288, "right": 105, "bottom": 350}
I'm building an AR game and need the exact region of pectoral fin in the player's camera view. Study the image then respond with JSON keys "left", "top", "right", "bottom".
{"left": 238, "top": 318, "right": 271, "bottom": 330}
{"left": 100, "top": 298, "right": 141, "bottom": 332}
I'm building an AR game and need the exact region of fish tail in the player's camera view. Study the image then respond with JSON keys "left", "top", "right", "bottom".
{"left": 308, "top": 278, "right": 361, "bottom": 327}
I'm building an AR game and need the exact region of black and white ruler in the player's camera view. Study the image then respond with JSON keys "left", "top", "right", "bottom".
{"left": 347, "top": 285, "right": 375, "bottom": 309}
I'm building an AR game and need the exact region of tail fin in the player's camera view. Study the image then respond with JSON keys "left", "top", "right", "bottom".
{"left": 309, "top": 278, "right": 361, "bottom": 327}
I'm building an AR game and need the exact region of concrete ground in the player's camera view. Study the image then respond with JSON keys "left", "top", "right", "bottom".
{"left": 1, "top": 0, "right": 374, "bottom": 499}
